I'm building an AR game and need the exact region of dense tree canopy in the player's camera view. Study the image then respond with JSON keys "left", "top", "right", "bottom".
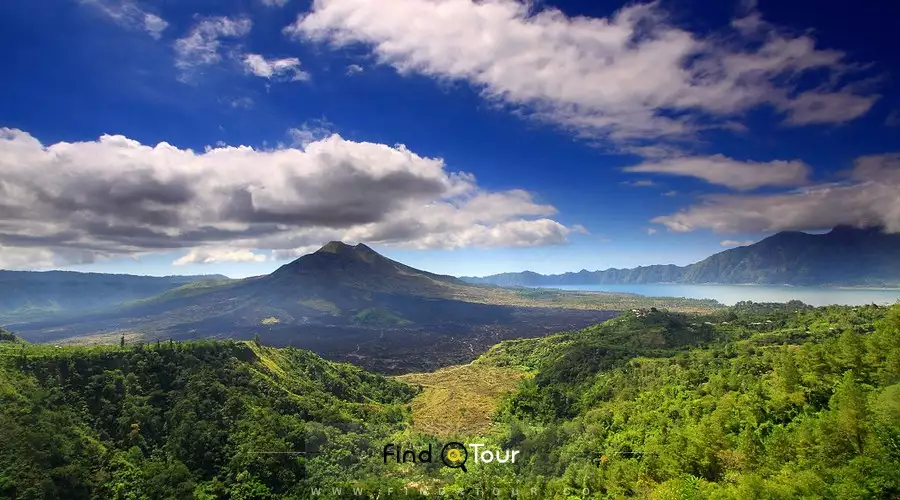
{"left": 0, "top": 340, "right": 413, "bottom": 499}
{"left": 480, "top": 302, "right": 900, "bottom": 498}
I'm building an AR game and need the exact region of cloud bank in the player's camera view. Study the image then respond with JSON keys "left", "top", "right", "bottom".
{"left": 0, "top": 128, "right": 580, "bottom": 268}
{"left": 289, "top": 0, "right": 876, "bottom": 144}
{"left": 652, "top": 154, "right": 900, "bottom": 234}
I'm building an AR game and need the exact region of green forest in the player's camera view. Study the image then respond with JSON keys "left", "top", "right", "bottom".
{"left": 2, "top": 302, "right": 899, "bottom": 499}
{"left": 478, "top": 302, "right": 900, "bottom": 498}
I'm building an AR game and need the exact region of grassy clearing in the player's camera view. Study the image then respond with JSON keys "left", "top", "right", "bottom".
{"left": 298, "top": 298, "right": 342, "bottom": 315}
{"left": 123, "top": 279, "right": 236, "bottom": 306}
{"left": 55, "top": 331, "right": 145, "bottom": 346}
{"left": 397, "top": 364, "right": 529, "bottom": 438}
{"left": 351, "top": 307, "right": 411, "bottom": 326}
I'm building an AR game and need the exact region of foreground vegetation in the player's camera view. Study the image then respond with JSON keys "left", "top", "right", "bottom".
{"left": 2, "top": 301, "right": 899, "bottom": 498}
{"left": 478, "top": 301, "right": 900, "bottom": 498}
{"left": 0, "top": 335, "right": 414, "bottom": 499}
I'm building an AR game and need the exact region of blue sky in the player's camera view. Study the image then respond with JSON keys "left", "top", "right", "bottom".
{"left": 1, "top": 0, "right": 898, "bottom": 278}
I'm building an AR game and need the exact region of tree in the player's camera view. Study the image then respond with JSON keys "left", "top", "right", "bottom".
{"left": 871, "top": 306, "right": 900, "bottom": 385}
{"left": 839, "top": 330, "right": 865, "bottom": 377}
{"left": 829, "top": 372, "right": 870, "bottom": 456}
{"left": 120, "top": 335, "right": 125, "bottom": 348}
{"left": 778, "top": 351, "right": 802, "bottom": 393}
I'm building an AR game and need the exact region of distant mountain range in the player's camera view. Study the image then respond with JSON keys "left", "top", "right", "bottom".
{"left": 0, "top": 270, "right": 229, "bottom": 323}
{"left": 464, "top": 226, "right": 900, "bottom": 287}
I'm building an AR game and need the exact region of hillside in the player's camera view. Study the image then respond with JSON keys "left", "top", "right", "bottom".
{"left": 684, "top": 225, "right": 900, "bottom": 285}
{"left": 469, "top": 302, "right": 900, "bottom": 497}
{"left": 0, "top": 338, "right": 416, "bottom": 499}
{"left": 465, "top": 225, "right": 900, "bottom": 287}
{"left": 0, "top": 270, "right": 230, "bottom": 323}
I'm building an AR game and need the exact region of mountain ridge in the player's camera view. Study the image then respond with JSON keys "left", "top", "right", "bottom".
{"left": 464, "top": 226, "right": 900, "bottom": 287}
{"left": 0, "top": 270, "right": 231, "bottom": 323}
{"left": 0, "top": 270, "right": 230, "bottom": 280}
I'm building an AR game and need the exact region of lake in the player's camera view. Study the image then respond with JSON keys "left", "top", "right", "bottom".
{"left": 535, "top": 284, "right": 900, "bottom": 307}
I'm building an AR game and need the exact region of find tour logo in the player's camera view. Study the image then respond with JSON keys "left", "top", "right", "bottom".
{"left": 383, "top": 442, "right": 520, "bottom": 472}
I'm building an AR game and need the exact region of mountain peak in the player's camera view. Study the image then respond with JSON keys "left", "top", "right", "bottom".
{"left": 314, "top": 241, "right": 382, "bottom": 262}
{"left": 317, "top": 240, "right": 378, "bottom": 252}
{"left": 317, "top": 241, "right": 354, "bottom": 254}
{"left": 268, "top": 239, "right": 466, "bottom": 291}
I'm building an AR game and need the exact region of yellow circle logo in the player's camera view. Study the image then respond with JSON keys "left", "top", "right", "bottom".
{"left": 446, "top": 448, "right": 463, "bottom": 462}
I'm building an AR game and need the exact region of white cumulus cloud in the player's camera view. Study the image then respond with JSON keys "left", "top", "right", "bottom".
{"left": 243, "top": 54, "right": 310, "bottom": 82}
{"left": 0, "top": 127, "right": 580, "bottom": 269}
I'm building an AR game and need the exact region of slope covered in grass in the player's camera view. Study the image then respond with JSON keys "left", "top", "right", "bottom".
{"left": 397, "top": 364, "right": 529, "bottom": 437}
